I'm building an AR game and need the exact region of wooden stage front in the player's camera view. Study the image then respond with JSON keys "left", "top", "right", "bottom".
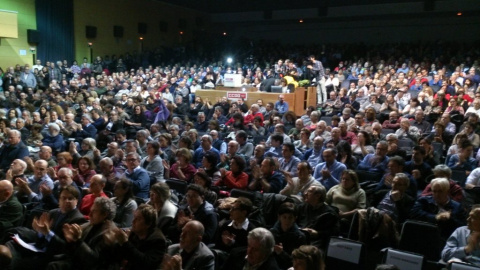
{"left": 195, "top": 87, "right": 317, "bottom": 116}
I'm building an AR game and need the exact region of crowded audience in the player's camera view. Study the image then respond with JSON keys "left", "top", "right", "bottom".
{"left": 0, "top": 40, "right": 479, "bottom": 269}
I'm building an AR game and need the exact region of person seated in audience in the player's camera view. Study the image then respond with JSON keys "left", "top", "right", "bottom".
{"left": 304, "top": 136, "right": 324, "bottom": 169}
{"left": 351, "top": 130, "right": 375, "bottom": 159}
{"left": 447, "top": 140, "right": 476, "bottom": 175}
{"left": 441, "top": 206, "right": 480, "bottom": 266}
{"left": 215, "top": 197, "right": 255, "bottom": 255}
{"left": 382, "top": 111, "right": 402, "bottom": 131}
{"left": 297, "top": 185, "right": 339, "bottom": 249}
{"left": 98, "top": 157, "right": 124, "bottom": 192}
{"left": 375, "top": 173, "right": 416, "bottom": 225}
{"left": 395, "top": 118, "right": 421, "bottom": 142}
{"left": 289, "top": 118, "right": 305, "bottom": 141}
{"left": 419, "top": 137, "right": 440, "bottom": 167}
{"left": 410, "top": 177, "right": 466, "bottom": 239}
{"left": 79, "top": 174, "right": 109, "bottom": 218}
{"left": 270, "top": 202, "right": 307, "bottom": 270}
{"left": 385, "top": 133, "right": 407, "bottom": 159}
{"left": 41, "top": 167, "right": 83, "bottom": 210}
{"left": 404, "top": 146, "right": 433, "bottom": 191}
{"left": 0, "top": 180, "right": 23, "bottom": 242}
{"left": 249, "top": 157, "right": 286, "bottom": 193}
{"left": 371, "top": 122, "right": 386, "bottom": 146}
{"left": 326, "top": 170, "right": 366, "bottom": 231}
{"left": 357, "top": 141, "right": 390, "bottom": 174}
{"left": 290, "top": 245, "right": 325, "bottom": 270}
{"left": 409, "top": 109, "right": 431, "bottom": 135}
{"left": 148, "top": 182, "right": 178, "bottom": 235}
{"left": 169, "top": 184, "right": 218, "bottom": 244}
{"left": 111, "top": 178, "right": 137, "bottom": 228}
{"left": 217, "top": 140, "right": 246, "bottom": 170}
{"left": 164, "top": 148, "right": 196, "bottom": 182}
{"left": 164, "top": 221, "right": 215, "bottom": 270}
{"left": 235, "top": 130, "right": 254, "bottom": 158}
{"left": 72, "top": 156, "right": 96, "bottom": 187}
{"left": 338, "top": 121, "right": 358, "bottom": 145}
{"left": 421, "top": 164, "right": 464, "bottom": 203}
{"left": 123, "top": 152, "right": 151, "bottom": 200}
{"left": 264, "top": 133, "right": 284, "bottom": 158}
{"left": 108, "top": 204, "right": 166, "bottom": 270}
{"left": 15, "top": 159, "right": 54, "bottom": 203}
{"left": 5, "top": 159, "right": 27, "bottom": 184}
{"left": 280, "top": 161, "right": 321, "bottom": 202}
{"left": 294, "top": 128, "right": 313, "bottom": 153}
{"left": 1, "top": 186, "right": 87, "bottom": 270}
{"left": 192, "top": 135, "right": 220, "bottom": 169}
{"left": 266, "top": 124, "right": 292, "bottom": 147}
{"left": 278, "top": 142, "right": 301, "bottom": 178}
{"left": 221, "top": 228, "right": 280, "bottom": 270}
{"left": 336, "top": 140, "right": 358, "bottom": 170}
{"left": 217, "top": 156, "right": 249, "bottom": 191}
{"left": 192, "top": 171, "right": 217, "bottom": 205}
{"left": 140, "top": 140, "right": 164, "bottom": 183}
{"left": 309, "top": 120, "right": 331, "bottom": 142}
{"left": 375, "top": 156, "right": 417, "bottom": 198}
{"left": 198, "top": 151, "right": 222, "bottom": 185}
{"left": 44, "top": 197, "right": 117, "bottom": 269}
{"left": 313, "top": 148, "right": 346, "bottom": 191}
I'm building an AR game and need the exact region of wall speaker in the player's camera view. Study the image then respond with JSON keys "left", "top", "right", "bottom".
{"left": 113, "top": 25, "right": 124, "bottom": 38}
{"left": 27, "top": 29, "right": 40, "bottom": 44}
{"left": 138, "top": 23, "right": 147, "bottom": 35}
{"left": 86, "top": 26, "right": 97, "bottom": 39}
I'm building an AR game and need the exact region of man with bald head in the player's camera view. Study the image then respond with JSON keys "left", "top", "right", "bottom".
{"left": 165, "top": 220, "right": 215, "bottom": 270}
{"left": 16, "top": 159, "right": 54, "bottom": 203}
{"left": 0, "top": 180, "right": 23, "bottom": 240}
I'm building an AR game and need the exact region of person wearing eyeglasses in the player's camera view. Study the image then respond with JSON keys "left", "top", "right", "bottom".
{"left": 123, "top": 152, "right": 150, "bottom": 200}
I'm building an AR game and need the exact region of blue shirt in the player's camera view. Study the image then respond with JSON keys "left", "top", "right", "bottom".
{"left": 274, "top": 101, "right": 289, "bottom": 114}
{"left": 313, "top": 160, "right": 346, "bottom": 191}
{"left": 442, "top": 226, "right": 480, "bottom": 265}
{"left": 27, "top": 174, "right": 54, "bottom": 202}
{"left": 124, "top": 166, "right": 150, "bottom": 199}
{"left": 192, "top": 147, "right": 221, "bottom": 168}
{"left": 279, "top": 156, "right": 300, "bottom": 177}
{"left": 265, "top": 146, "right": 282, "bottom": 158}
{"left": 357, "top": 154, "right": 389, "bottom": 174}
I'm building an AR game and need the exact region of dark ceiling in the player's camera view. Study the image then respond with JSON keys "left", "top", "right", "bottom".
{"left": 157, "top": 0, "right": 422, "bottom": 14}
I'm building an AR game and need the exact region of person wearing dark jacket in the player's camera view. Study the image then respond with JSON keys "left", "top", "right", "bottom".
{"left": 410, "top": 177, "right": 466, "bottom": 240}
{"left": 110, "top": 204, "right": 166, "bottom": 270}
{"left": 215, "top": 197, "right": 256, "bottom": 254}
{"left": 270, "top": 202, "right": 307, "bottom": 269}
{"left": 221, "top": 228, "right": 280, "bottom": 270}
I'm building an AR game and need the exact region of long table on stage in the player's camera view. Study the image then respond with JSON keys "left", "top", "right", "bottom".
{"left": 195, "top": 87, "right": 316, "bottom": 116}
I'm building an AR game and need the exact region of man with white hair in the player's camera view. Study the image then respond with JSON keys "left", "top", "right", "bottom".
{"left": 222, "top": 227, "right": 279, "bottom": 270}
{"left": 76, "top": 114, "right": 97, "bottom": 141}
{"left": 5, "top": 159, "right": 27, "bottom": 183}
{"left": 0, "top": 130, "right": 29, "bottom": 175}
{"left": 15, "top": 159, "right": 54, "bottom": 203}
{"left": 244, "top": 104, "right": 264, "bottom": 125}
{"left": 41, "top": 167, "right": 83, "bottom": 210}
{"left": 411, "top": 177, "right": 466, "bottom": 239}
{"left": 41, "top": 123, "right": 64, "bottom": 154}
